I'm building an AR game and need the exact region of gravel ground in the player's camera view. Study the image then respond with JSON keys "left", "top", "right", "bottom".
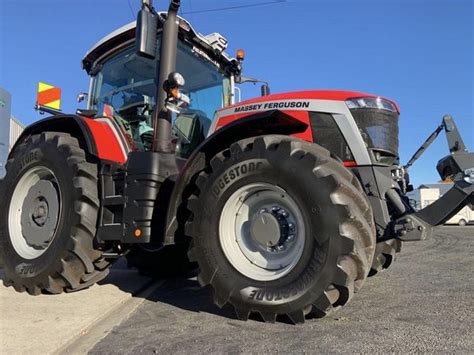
{"left": 90, "top": 226, "right": 473, "bottom": 353}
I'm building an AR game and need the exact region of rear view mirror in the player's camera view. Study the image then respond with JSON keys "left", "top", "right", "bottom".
{"left": 136, "top": 6, "right": 158, "bottom": 59}
{"left": 174, "top": 113, "right": 196, "bottom": 144}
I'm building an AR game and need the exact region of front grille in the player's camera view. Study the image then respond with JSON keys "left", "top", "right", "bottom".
{"left": 350, "top": 108, "right": 399, "bottom": 156}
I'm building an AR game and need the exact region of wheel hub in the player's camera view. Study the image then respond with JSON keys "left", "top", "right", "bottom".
{"left": 250, "top": 212, "right": 281, "bottom": 248}
{"left": 20, "top": 179, "right": 60, "bottom": 248}
{"left": 32, "top": 199, "right": 49, "bottom": 227}
{"left": 219, "top": 183, "right": 305, "bottom": 281}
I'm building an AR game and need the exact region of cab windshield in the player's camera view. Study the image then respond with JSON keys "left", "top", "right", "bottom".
{"left": 91, "top": 39, "right": 231, "bottom": 150}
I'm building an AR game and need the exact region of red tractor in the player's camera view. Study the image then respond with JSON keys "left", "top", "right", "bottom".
{"left": 1, "top": 0, "right": 472, "bottom": 323}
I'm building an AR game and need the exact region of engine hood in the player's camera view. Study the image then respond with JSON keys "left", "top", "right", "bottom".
{"left": 219, "top": 90, "right": 400, "bottom": 114}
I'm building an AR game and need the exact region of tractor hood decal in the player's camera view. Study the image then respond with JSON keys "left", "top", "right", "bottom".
{"left": 234, "top": 101, "right": 311, "bottom": 113}
{"left": 215, "top": 99, "right": 349, "bottom": 120}
{"left": 218, "top": 90, "right": 399, "bottom": 117}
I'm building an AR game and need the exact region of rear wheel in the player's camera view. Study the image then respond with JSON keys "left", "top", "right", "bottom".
{"left": 186, "top": 136, "right": 376, "bottom": 323}
{"left": 0, "top": 132, "right": 110, "bottom": 295}
{"left": 458, "top": 219, "right": 467, "bottom": 226}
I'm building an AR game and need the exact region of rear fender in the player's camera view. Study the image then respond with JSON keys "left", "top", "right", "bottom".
{"left": 163, "top": 110, "right": 308, "bottom": 245}
{"left": 12, "top": 115, "right": 128, "bottom": 165}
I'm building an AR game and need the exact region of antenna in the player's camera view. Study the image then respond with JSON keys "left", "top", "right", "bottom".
{"left": 127, "top": 0, "right": 135, "bottom": 19}
{"left": 182, "top": 0, "right": 286, "bottom": 15}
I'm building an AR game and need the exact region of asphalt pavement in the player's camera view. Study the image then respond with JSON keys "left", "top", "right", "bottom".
{"left": 90, "top": 226, "right": 474, "bottom": 353}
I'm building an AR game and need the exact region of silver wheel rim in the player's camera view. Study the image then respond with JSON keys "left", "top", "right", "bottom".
{"left": 219, "top": 183, "right": 305, "bottom": 281}
{"left": 8, "top": 166, "right": 61, "bottom": 259}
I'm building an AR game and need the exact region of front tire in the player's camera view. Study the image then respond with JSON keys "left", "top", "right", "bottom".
{"left": 186, "top": 136, "right": 376, "bottom": 323}
{"left": 0, "top": 132, "right": 110, "bottom": 295}
{"left": 369, "top": 238, "right": 402, "bottom": 277}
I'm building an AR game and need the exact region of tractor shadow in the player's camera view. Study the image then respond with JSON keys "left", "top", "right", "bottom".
{"left": 145, "top": 278, "right": 238, "bottom": 320}
{"left": 98, "top": 261, "right": 238, "bottom": 321}
{"left": 103, "top": 271, "right": 295, "bottom": 324}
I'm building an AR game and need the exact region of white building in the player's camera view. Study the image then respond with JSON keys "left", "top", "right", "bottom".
{"left": 1, "top": 87, "right": 25, "bottom": 178}
{"left": 408, "top": 183, "right": 473, "bottom": 226}
{"left": 9, "top": 116, "right": 24, "bottom": 151}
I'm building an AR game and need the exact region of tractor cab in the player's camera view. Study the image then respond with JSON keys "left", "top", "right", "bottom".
{"left": 82, "top": 15, "right": 240, "bottom": 156}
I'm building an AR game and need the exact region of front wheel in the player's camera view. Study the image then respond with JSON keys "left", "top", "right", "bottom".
{"left": 369, "top": 238, "right": 402, "bottom": 277}
{"left": 186, "top": 136, "right": 376, "bottom": 323}
{"left": 0, "top": 132, "right": 110, "bottom": 295}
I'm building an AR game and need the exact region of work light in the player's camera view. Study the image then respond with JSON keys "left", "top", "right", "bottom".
{"left": 346, "top": 97, "right": 397, "bottom": 112}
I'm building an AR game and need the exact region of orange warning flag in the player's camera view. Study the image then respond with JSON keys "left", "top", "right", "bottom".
{"left": 36, "top": 82, "right": 61, "bottom": 110}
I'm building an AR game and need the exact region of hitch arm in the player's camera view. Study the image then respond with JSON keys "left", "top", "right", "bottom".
{"left": 395, "top": 115, "right": 473, "bottom": 241}
{"left": 405, "top": 115, "right": 466, "bottom": 170}
{"left": 405, "top": 124, "right": 444, "bottom": 169}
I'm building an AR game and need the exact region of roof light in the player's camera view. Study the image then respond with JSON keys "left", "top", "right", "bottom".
{"left": 236, "top": 49, "right": 245, "bottom": 61}
{"left": 203, "top": 32, "right": 228, "bottom": 53}
{"left": 346, "top": 97, "right": 397, "bottom": 112}
{"left": 178, "top": 18, "right": 191, "bottom": 32}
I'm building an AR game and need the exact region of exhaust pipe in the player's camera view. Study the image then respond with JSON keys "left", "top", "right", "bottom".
{"left": 153, "top": 0, "right": 181, "bottom": 153}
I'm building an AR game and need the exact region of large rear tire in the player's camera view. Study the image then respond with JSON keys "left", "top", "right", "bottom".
{"left": 0, "top": 132, "right": 110, "bottom": 295}
{"left": 186, "top": 136, "right": 376, "bottom": 323}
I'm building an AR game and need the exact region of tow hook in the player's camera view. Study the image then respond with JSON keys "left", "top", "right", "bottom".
{"left": 394, "top": 215, "right": 433, "bottom": 242}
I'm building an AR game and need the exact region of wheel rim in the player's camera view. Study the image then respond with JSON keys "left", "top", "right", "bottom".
{"left": 219, "top": 183, "right": 305, "bottom": 281}
{"left": 8, "top": 166, "right": 61, "bottom": 259}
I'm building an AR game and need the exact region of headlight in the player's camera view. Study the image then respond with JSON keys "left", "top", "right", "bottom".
{"left": 167, "top": 72, "right": 186, "bottom": 88}
{"left": 346, "top": 97, "right": 398, "bottom": 112}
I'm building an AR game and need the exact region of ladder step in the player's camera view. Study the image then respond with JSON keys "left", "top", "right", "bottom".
{"left": 103, "top": 195, "right": 125, "bottom": 206}
{"left": 97, "top": 224, "right": 123, "bottom": 241}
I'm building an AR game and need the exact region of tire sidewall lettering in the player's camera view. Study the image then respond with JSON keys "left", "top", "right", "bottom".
{"left": 16, "top": 149, "right": 42, "bottom": 176}
{"left": 210, "top": 160, "right": 265, "bottom": 200}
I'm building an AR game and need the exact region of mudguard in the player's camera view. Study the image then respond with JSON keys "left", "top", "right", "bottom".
{"left": 11, "top": 114, "right": 129, "bottom": 165}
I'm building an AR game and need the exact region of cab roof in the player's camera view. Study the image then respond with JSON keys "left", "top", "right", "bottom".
{"left": 82, "top": 13, "right": 238, "bottom": 75}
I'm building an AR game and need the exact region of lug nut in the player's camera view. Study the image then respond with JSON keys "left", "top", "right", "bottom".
{"left": 276, "top": 245, "right": 285, "bottom": 252}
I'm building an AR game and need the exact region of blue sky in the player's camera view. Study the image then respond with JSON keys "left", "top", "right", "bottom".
{"left": 0, "top": 0, "right": 472, "bottom": 186}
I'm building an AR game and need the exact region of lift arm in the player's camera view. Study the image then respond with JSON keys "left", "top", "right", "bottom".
{"left": 405, "top": 115, "right": 467, "bottom": 170}
{"left": 395, "top": 115, "right": 473, "bottom": 241}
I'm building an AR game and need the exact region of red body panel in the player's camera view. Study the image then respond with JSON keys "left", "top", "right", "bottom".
{"left": 82, "top": 117, "right": 128, "bottom": 164}
{"left": 215, "top": 110, "right": 313, "bottom": 142}
{"left": 214, "top": 90, "right": 392, "bottom": 149}
{"left": 214, "top": 90, "right": 399, "bottom": 167}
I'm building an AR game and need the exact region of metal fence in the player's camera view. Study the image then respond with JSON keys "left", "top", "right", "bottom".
{"left": 1, "top": 87, "right": 25, "bottom": 178}
{"left": 9, "top": 116, "right": 24, "bottom": 151}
